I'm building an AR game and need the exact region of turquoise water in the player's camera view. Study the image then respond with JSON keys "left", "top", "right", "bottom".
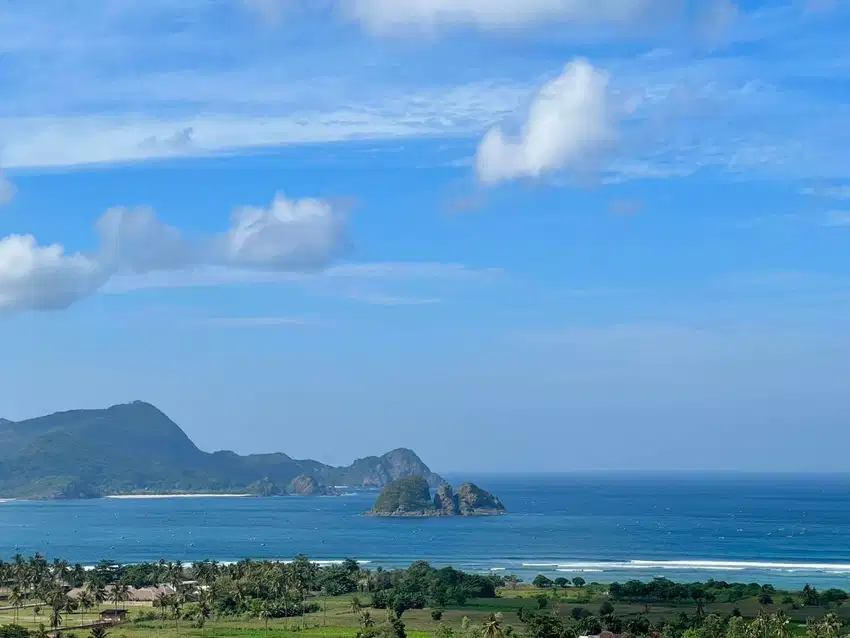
{"left": 2, "top": 474, "right": 850, "bottom": 589}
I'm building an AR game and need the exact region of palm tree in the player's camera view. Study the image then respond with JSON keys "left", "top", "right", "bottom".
{"left": 52, "top": 559, "right": 71, "bottom": 586}
{"left": 772, "top": 610, "right": 791, "bottom": 638}
{"left": 109, "top": 583, "right": 129, "bottom": 610}
{"left": 63, "top": 595, "right": 79, "bottom": 627}
{"left": 86, "top": 579, "right": 106, "bottom": 610}
{"left": 153, "top": 591, "right": 170, "bottom": 629}
{"left": 79, "top": 590, "right": 94, "bottom": 626}
{"left": 822, "top": 613, "right": 842, "bottom": 638}
{"left": 259, "top": 599, "right": 273, "bottom": 631}
{"left": 32, "top": 604, "right": 42, "bottom": 626}
{"left": 482, "top": 613, "right": 505, "bottom": 638}
{"left": 360, "top": 610, "right": 375, "bottom": 628}
{"left": 350, "top": 595, "right": 363, "bottom": 616}
{"left": 806, "top": 618, "right": 827, "bottom": 638}
{"left": 50, "top": 604, "right": 64, "bottom": 631}
{"left": 90, "top": 626, "right": 110, "bottom": 638}
{"left": 33, "top": 623, "right": 49, "bottom": 638}
{"left": 196, "top": 598, "right": 212, "bottom": 636}
{"left": 170, "top": 589, "right": 184, "bottom": 637}
{"left": 9, "top": 585, "right": 24, "bottom": 623}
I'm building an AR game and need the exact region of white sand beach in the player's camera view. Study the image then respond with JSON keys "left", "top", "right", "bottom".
{"left": 104, "top": 493, "right": 252, "bottom": 499}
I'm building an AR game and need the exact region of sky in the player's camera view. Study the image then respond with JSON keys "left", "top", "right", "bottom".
{"left": 1, "top": 0, "right": 850, "bottom": 473}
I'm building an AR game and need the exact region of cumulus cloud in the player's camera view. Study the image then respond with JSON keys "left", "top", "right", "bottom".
{"left": 0, "top": 173, "right": 16, "bottom": 206}
{"left": 96, "top": 206, "right": 192, "bottom": 274}
{"left": 346, "top": 0, "right": 670, "bottom": 32}
{"left": 213, "top": 194, "right": 347, "bottom": 270}
{"left": 0, "top": 235, "right": 105, "bottom": 312}
{"left": 0, "top": 193, "right": 348, "bottom": 314}
{"left": 476, "top": 59, "right": 618, "bottom": 185}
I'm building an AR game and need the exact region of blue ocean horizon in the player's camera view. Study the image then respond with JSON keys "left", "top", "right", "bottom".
{"left": 2, "top": 473, "right": 850, "bottom": 590}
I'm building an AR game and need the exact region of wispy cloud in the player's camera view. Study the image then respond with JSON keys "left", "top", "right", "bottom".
{"left": 822, "top": 210, "right": 850, "bottom": 227}
{"left": 0, "top": 0, "right": 847, "bottom": 184}
{"left": 200, "top": 316, "right": 315, "bottom": 328}
{"left": 0, "top": 173, "right": 15, "bottom": 206}
{"left": 345, "top": 293, "right": 442, "bottom": 306}
{"left": 801, "top": 185, "right": 850, "bottom": 200}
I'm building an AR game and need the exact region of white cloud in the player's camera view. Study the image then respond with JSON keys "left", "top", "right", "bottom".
{"left": 0, "top": 235, "right": 105, "bottom": 312}
{"left": 476, "top": 59, "right": 618, "bottom": 184}
{"left": 214, "top": 195, "right": 347, "bottom": 271}
{"left": 346, "top": 0, "right": 669, "bottom": 32}
{"left": 0, "top": 193, "right": 349, "bottom": 313}
{"left": 0, "top": 173, "right": 15, "bottom": 206}
{"left": 96, "top": 206, "right": 191, "bottom": 274}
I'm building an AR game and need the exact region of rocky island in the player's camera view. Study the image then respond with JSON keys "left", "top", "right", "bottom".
{"left": 367, "top": 476, "right": 506, "bottom": 516}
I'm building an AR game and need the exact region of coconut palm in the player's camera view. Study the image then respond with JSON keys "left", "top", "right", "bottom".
{"left": 482, "top": 613, "right": 505, "bottom": 638}
{"left": 49, "top": 604, "right": 64, "bottom": 631}
{"left": 85, "top": 578, "right": 106, "bottom": 607}
{"left": 350, "top": 595, "right": 363, "bottom": 616}
{"left": 153, "top": 591, "right": 170, "bottom": 628}
{"left": 9, "top": 585, "right": 24, "bottom": 623}
{"left": 258, "top": 599, "right": 273, "bottom": 631}
{"left": 806, "top": 618, "right": 827, "bottom": 638}
{"left": 822, "top": 613, "right": 842, "bottom": 638}
{"left": 79, "top": 590, "right": 94, "bottom": 625}
{"left": 360, "top": 610, "right": 375, "bottom": 628}
{"left": 63, "top": 594, "right": 79, "bottom": 625}
{"left": 772, "top": 611, "right": 791, "bottom": 638}
{"left": 196, "top": 598, "right": 212, "bottom": 635}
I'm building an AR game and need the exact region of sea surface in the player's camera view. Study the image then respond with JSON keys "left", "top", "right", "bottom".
{"left": 2, "top": 474, "right": 850, "bottom": 590}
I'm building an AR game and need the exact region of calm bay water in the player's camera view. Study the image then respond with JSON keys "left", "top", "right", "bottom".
{"left": 2, "top": 474, "right": 850, "bottom": 589}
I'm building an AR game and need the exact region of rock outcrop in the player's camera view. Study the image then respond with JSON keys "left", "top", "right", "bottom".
{"left": 368, "top": 479, "right": 505, "bottom": 517}
{"left": 456, "top": 483, "right": 506, "bottom": 515}
{"left": 247, "top": 478, "right": 285, "bottom": 496}
{"left": 433, "top": 484, "right": 460, "bottom": 515}
{"left": 342, "top": 448, "right": 444, "bottom": 488}
{"left": 287, "top": 475, "right": 337, "bottom": 496}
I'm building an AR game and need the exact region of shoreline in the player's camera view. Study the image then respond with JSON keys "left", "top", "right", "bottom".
{"left": 104, "top": 493, "right": 252, "bottom": 500}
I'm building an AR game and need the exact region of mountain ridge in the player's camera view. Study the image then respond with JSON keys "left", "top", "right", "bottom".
{"left": 0, "top": 401, "right": 444, "bottom": 500}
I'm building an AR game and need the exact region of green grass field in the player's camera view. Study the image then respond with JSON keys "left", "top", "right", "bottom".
{"left": 2, "top": 587, "right": 847, "bottom": 638}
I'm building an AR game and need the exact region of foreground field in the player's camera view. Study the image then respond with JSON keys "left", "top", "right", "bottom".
{"left": 3, "top": 587, "right": 849, "bottom": 638}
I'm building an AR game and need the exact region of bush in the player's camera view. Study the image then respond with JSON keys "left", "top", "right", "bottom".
{"left": 431, "top": 610, "right": 443, "bottom": 621}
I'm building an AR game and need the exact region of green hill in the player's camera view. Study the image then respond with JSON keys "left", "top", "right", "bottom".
{"left": 0, "top": 401, "right": 443, "bottom": 499}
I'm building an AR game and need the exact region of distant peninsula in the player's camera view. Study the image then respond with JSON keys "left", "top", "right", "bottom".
{"left": 0, "top": 401, "right": 443, "bottom": 500}
{"left": 367, "top": 476, "right": 506, "bottom": 516}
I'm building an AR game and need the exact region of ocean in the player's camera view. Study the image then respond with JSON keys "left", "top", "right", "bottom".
{"left": 2, "top": 474, "right": 850, "bottom": 590}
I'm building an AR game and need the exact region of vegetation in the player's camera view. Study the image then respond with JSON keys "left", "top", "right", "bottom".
{"left": 370, "top": 480, "right": 506, "bottom": 517}
{"left": 0, "top": 401, "right": 443, "bottom": 499}
{"left": 370, "top": 478, "right": 436, "bottom": 515}
{"left": 2, "top": 555, "right": 850, "bottom": 638}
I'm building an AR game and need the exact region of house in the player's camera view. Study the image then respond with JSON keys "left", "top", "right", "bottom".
{"left": 69, "top": 584, "right": 175, "bottom": 603}
{"left": 99, "top": 609, "right": 129, "bottom": 622}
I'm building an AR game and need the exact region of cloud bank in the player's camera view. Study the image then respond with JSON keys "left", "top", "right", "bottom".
{"left": 0, "top": 194, "right": 348, "bottom": 313}
{"left": 345, "top": 0, "right": 673, "bottom": 32}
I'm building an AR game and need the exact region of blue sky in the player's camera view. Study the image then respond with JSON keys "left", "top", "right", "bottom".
{"left": 2, "top": 0, "right": 850, "bottom": 472}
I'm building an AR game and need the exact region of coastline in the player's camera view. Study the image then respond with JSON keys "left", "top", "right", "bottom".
{"left": 104, "top": 493, "right": 252, "bottom": 500}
